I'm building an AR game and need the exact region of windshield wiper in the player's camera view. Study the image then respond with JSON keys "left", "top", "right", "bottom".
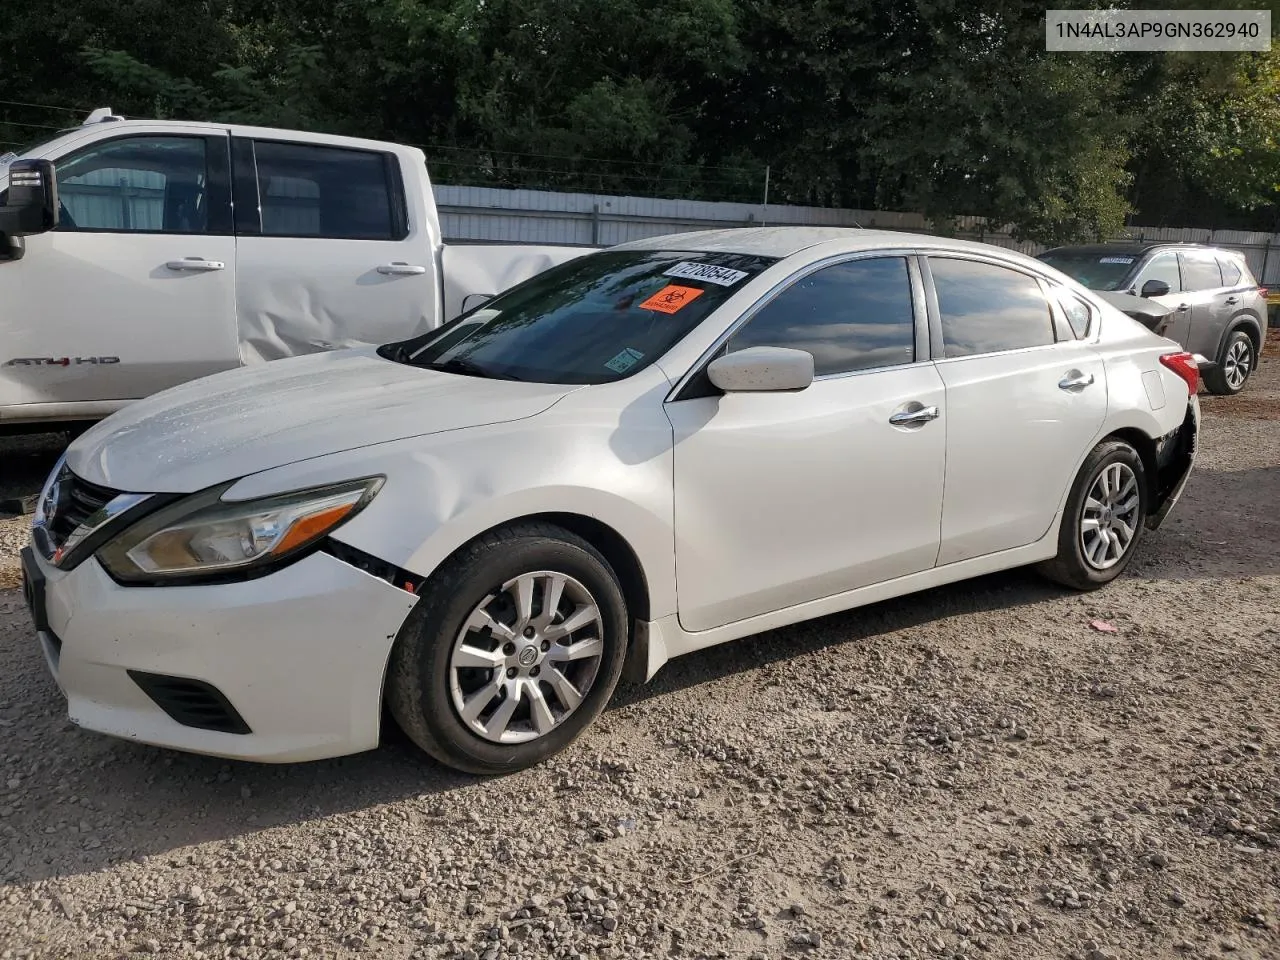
{"left": 424, "top": 357, "right": 521, "bottom": 381}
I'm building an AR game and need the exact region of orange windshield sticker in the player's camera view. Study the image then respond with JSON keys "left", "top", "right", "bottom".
{"left": 638, "top": 284, "right": 705, "bottom": 314}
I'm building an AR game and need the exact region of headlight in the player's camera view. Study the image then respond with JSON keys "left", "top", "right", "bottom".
{"left": 97, "top": 477, "right": 383, "bottom": 583}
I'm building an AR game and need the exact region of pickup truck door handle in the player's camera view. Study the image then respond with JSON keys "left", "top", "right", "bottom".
{"left": 1059, "top": 371, "right": 1095, "bottom": 391}
{"left": 165, "top": 257, "right": 225, "bottom": 272}
{"left": 888, "top": 404, "right": 940, "bottom": 426}
{"left": 377, "top": 262, "right": 427, "bottom": 276}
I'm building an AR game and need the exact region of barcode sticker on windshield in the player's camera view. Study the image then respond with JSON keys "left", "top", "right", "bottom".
{"left": 663, "top": 262, "right": 750, "bottom": 286}
{"left": 1099, "top": 256, "right": 1135, "bottom": 264}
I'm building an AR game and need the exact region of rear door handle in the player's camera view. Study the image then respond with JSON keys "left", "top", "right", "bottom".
{"left": 377, "top": 262, "right": 427, "bottom": 276}
{"left": 889, "top": 404, "right": 939, "bottom": 426}
{"left": 165, "top": 257, "right": 225, "bottom": 272}
{"left": 1059, "top": 371, "right": 1095, "bottom": 391}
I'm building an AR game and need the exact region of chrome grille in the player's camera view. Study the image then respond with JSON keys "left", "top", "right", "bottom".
{"left": 41, "top": 463, "right": 119, "bottom": 552}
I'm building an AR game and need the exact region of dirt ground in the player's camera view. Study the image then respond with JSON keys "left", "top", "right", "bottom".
{"left": 0, "top": 338, "right": 1277, "bottom": 960}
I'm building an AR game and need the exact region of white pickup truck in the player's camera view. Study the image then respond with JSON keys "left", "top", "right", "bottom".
{"left": 0, "top": 109, "right": 594, "bottom": 430}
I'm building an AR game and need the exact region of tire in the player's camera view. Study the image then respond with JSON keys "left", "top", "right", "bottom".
{"left": 1204, "top": 328, "right": 1255, "bottom": 396}
{"left": 386, "top": 522, "right": 628, "bottom": 775}
{"left": 1037, "top": 440, "right": 1149, "bottom": 591}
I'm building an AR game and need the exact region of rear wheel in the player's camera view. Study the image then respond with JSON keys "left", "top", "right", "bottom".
{"left": 386, "top": 522, "right": 627, "bottom": 775}
{"left": 1204, "top": 329, "right": 1254, "bottom": 396}
{"left": 1037, "top": 440, "right": 1148, "bottom": 590}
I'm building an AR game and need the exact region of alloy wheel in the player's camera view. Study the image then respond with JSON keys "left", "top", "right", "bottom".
{"left": 1080, "top": 462, "right": 1141, "bottom": 570}
{"left": 448, "top": 571, "right": 604, "bottom": 744}
{"left": 1224, "top": 338, "right": 1252, "bottom": 391}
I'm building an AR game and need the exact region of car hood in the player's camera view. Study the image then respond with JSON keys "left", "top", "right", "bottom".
{"left": 66, "top": 348, "right": 577, "bottom": 493}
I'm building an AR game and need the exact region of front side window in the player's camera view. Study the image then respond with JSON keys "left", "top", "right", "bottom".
{"left": 1178, "top": 252, "right": 1222, "bottom": 292}
{"left": 54, "top": 136, "right": 208, "bottom": 234}
{"left": 930, "top": 257, "right": 1055, "bottom": 358}
{"left": 380, "top": 250, "right": 778, "bottom": 384}
{"left": 726, "top": 257, "right": 916, "bottom": 376}
{"left": 1134, "top": 253, "right": 1182, "bottom": 294}
{"left": 253, "top": 141, "right": 398, "bottom": 240}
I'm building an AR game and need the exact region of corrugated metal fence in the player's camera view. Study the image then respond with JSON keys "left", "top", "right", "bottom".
{"left": 435, "top": 184, "right": 1280, "bottom": 288}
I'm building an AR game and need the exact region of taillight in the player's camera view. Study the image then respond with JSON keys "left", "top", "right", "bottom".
{"left": 1259, "top": 286, "right": 1269, "bottom": 298}
{"left": 1160, "top": 351, "right": 1200, "bottom": 395}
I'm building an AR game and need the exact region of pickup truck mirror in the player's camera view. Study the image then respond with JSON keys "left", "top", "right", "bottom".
{"left": 0, "top": 159, "right": 59, "bottom": 237}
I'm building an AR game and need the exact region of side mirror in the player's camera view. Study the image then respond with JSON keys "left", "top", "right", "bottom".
{"left": 460, "top": 293, "right": 494, "bottom": 314}
{"left": 0, "top": 159, "right": 59, "bottom": 237}
{"left": 1140, "top": 279, "right": 1170, "bottom": 298}
{"left": 707, "top": 346, "right": 814, "bottom": 393}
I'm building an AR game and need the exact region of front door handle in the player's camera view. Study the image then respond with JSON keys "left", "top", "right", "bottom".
{"left": 165, "top": 257, "right": 225, "bottom": 272}
{"left": 1223, "top": 295, "right": 1239, "bottom": 305}
{"left": 889, "top": 404, "right": 940, "bottom": 426}
{"left": 1176, "top": 303, "right": 1191, "bottom": 312}
{"left": 1059, "top": 371, "right": 1096, "bottom": 391}
{"left": 377, "top": 262, "right": 427, "bottom": 276}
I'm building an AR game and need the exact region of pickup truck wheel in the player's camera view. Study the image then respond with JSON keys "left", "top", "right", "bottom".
{"left": 1204, "top": 329, "right": 1254, "bottom": 396}
{"left": 386, "top": 522, "right": 627, "bottom": 775}
{"left": 1037, "top": 440, "right": 1148, "bottom": 591}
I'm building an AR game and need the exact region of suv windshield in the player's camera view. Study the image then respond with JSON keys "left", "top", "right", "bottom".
{"left": 1037, "top": 251, "right": 1139, "bottom": 291}
{"left": 380, "top": 249, "right": 778, "bottom": 384}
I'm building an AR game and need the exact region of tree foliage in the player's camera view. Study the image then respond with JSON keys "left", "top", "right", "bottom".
{"left": 2, "top": 0, "right": 1278, "bottom": 243}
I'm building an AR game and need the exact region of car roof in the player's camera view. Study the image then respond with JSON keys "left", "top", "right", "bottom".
{"left": 1041, "top": 241, "right": 1243, "bottom": 259}
{"left": 611, "top": 226, "right": 1050, "bottom": 266}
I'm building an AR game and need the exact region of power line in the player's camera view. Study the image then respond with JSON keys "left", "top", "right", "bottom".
{"left": 0, "top": 118, "right": 64, "bottom": 131}
{"left": 0, "top": 97, "right": 90, "bottom": 114}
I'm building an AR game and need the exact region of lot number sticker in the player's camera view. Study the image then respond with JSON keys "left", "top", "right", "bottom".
{"left": 663, "top": 262, "right": 750, "bottom": 286}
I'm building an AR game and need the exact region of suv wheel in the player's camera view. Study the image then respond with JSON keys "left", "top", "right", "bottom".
{"left": 1205, "top": 329, "right": 1255, "bottom": 396}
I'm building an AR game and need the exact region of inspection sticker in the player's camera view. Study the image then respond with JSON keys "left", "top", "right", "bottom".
{"left": 605, "top": 347, "right": 645, "bottom": 373}
{"left": 638, "top": 285, "right": 705, "bottom": 314}
{"left": 1099, "top": 256, "right": 1135, "bottom": 264}
{"left": 663, "top": 262, "right": 749, "bottom": 286}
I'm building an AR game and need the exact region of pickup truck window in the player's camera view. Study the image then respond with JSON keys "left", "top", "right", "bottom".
{"left": 380, "top": 250, "right": 779, "bottom": 385}
{"left": 54, "top": 136, "right": 213, "bottom": 234}
{"left": 252, "top": 141, "right": 401, "bottom": 241}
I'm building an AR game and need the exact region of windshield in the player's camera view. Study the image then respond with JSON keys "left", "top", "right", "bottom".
{"left": 380, "top": 249, "right": 779, "bottom": 384}
{"left": 1037, "top": 251, "right": 1139, "bottom": 291}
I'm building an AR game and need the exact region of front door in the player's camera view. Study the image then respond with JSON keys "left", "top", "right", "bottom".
{"left": 666, "top": 255, "right": 946, "bottom": 633}
{"left": 1131, "top": 251, "right": 1191, "bottom": 345}
{"left": 0, "top": 131, "right": 239, "bottom": 411}
{"left": 924, "top": 255, "right": 1108, "bottom": 565}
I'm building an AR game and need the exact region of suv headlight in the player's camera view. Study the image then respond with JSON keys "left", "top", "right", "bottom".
{"left": 97, "top": 477, "right": 383, "bottom": 583}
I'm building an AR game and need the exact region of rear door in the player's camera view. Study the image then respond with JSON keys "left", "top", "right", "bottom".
{"left": 1176, "top": 249, "right": 1225, "bottom": 355}
{"left": 231, "top": 138, "right": 439, "bottom": 362}
{"left": 0, "top": 130, "right": 239, "bottom": 410}
{"left": 924, "top": 255, "right": 1107, "bottom": 565}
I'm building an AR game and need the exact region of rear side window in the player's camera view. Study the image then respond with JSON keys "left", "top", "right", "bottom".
{"left": 1217, "top": 255, "right": 1252, "bottom": 287}
{"left": 930, "top": 258, "right": 1055, "bottom": 358}
{"left": 1055, "top": 290, "right": 1092, "bottom": 339}
{"left": 253, "top": 141, "right": 400, "bottom": 240}
{"left": 727, "top": 256, "right": 916, "bottom": 376}
{"left": 1178, "top": 252, "right": 1222, "bottom": 292}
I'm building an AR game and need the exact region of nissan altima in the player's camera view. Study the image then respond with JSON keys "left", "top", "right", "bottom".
{"left": 21, "top": 228, "right": 1200, "bottom": 774}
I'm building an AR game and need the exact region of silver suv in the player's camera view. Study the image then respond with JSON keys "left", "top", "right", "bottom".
{"left": 1037, "top": 243, "right": 1266, "bottom": 395}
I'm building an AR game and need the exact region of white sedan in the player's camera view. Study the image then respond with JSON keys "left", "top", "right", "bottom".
{"left": 21, "top": 228, "right": 1200, "bottom": 774}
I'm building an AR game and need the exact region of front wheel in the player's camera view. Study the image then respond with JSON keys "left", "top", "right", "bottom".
{"left": 386, "top": 522, "right": 628, "bottom": 775}
{"left": 1204, "top": 329, "right": 1255, "bottom": 396}
{"left": 1037, "top": 440, "right": 1148, "bottom": 591}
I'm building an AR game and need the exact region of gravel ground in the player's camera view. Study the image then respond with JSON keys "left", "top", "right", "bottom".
{"left": 0, "top": 339, "right": 1277, "bottom": 960}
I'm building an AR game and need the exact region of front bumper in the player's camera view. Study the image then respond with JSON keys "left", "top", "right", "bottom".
{"left": 21, "top": 546, "right": 418, "bottom": 762}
